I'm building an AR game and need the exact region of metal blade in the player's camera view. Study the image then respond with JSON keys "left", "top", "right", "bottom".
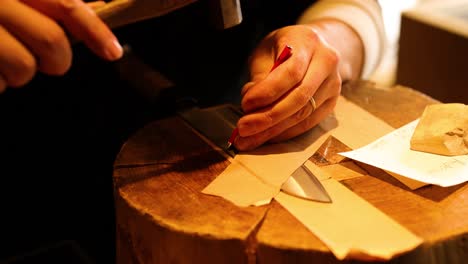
{"left": 178, "top": 104, "right": 242, "bottom": 157}
{"left": 281, "top": 164, "right": 332, "bottom": 203}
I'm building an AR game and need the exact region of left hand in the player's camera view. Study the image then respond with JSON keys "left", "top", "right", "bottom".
{"left": 0, "top": 0, "right": 123, "bottom": 93}
{"left": 234, "top": 25, "right": 342, "bottom": 151}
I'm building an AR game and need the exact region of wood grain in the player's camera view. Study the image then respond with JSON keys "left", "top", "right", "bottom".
{"left": 113, "top": 81, "right": 468, "bottom": 263}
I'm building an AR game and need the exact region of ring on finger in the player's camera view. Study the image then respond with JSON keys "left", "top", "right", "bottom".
{"left": 309, "top": 96, "right": 317, "bottom": 112}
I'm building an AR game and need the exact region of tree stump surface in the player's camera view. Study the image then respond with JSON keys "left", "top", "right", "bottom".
{"left": 113, "top": 81, "right": 468, "bottom": 263}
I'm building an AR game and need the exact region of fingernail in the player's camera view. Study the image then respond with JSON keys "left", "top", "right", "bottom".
{"left": 106, "top": 38, "right": 123, "bottom": 60}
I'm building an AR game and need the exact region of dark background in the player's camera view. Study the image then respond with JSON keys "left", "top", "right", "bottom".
{"left": 0, "top": 1, "right": 311, "bottom": 263}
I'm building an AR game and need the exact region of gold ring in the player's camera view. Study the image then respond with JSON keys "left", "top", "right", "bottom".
{"left": 309, "top": 96, "right": 317, "bottom": 112}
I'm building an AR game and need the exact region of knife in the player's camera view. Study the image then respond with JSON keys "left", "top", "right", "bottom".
{"left": 281, "top": 163, "right": 332, "bottom": 203}
{"left": 178, "top": 104, "right": 333, "bottom": 203}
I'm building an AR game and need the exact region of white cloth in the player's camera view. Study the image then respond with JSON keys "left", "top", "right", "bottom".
{"left": 297, "top": 0, "right": 387, "bottom": 79}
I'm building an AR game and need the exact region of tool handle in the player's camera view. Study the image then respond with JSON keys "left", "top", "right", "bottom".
{"left": 93, "top": 0, "right": 133, "bottom": 23}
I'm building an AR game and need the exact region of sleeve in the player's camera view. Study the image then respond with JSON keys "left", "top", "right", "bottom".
{"left": 296, "top": 0, "right": 387, "bottom": 79}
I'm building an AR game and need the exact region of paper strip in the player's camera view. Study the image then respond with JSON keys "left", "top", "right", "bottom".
{"left": 203, "top": 96, "right": 395, "bottom": 206}
{"left": 275, "top": 161, "right": 423, "bottom": 260}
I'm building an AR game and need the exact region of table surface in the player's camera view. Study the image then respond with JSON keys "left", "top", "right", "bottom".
{"left": 112, "top": 81, "right": 468, "bottom": 264}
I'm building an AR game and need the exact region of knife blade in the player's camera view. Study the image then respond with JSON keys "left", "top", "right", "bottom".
{"left": 178, "top": 104, "right": 332, "bottom": 203}
{"left": 280, "top": 163, "right": 332, "bottom": 203}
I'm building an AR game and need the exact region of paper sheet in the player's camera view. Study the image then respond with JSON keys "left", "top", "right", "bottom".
{"left": 202, "top": 96, "right": 394, "bottom": 206}
{"left": 340, "top": 119, "right": 468, "bottom": 188}
{"left": 275, "top": 161, "right": 423, "bottom": 260}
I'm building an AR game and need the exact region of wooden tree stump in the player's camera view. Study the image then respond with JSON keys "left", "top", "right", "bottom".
{"left": 113, "top": 81, "right": 468, "bottom": 263}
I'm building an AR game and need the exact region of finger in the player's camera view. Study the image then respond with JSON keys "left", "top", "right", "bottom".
{"left": 0, "top": 0, "right": 71, "bottom": 75}
{"left": 270, "top": 96, "right": 339, "bottom": 143}
{"left": 234, "top": 73, "right": 338, "bottom": 151}
{"left": 241, "top": 47, "right": 311, "bottom": 113}
{"left": 237, "top": 48, "right": 335, "bottom": 137}
{"left": 234, "top": 102, "right": 314, "bottom": 151}
{"left": 268, "top": 71, "right": 341, "bottom": 143}
{"left": 307, "top": 70, "right": 342, "bottom": 111}
{"left": 0, "top": 25, "right": 37, "bottom": 87}
{"left": 22, "top": 0, "right": 123, "bottom": 61}
{"left": 87, "top": 1, "right": 106, "bottom": 9}
{"left": 241, "top": 46, "right": 280, "bottom": 98}
{"left": 240, "top": 81, "right": 255, "bottom": 98}
{"left": 0, "top": 74, "right": 7, "bottom": 93}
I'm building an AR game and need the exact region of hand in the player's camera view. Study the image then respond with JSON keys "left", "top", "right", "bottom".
{"left": 234, "top": 24, "right": 344, "bottom": 151}
{"left": 0, "top": 0, "right": 123, "bottom": 93}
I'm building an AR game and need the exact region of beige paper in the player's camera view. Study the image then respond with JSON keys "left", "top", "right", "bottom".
{"left": 275, "top": 162, "right": 423, "bottom": 260}
{"left": 203, "top": 96, "right": 394, "bottom": 206}
{"left": 202, "top": 160, "right": 279, "bottom": 207}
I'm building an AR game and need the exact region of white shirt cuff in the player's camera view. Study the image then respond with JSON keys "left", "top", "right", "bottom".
{"left": 297, "top": 1, "right": 387, "bottom": 79}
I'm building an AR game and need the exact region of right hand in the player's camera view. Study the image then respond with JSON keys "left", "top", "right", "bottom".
{"left": 234, "top": 25, "right": 343, "bottom": 151}
{"left": 0, "top": 0, "right": 123, "bottom": 93}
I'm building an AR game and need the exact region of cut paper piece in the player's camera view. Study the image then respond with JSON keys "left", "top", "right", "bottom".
{"left": 275, "top": 161, "right": 423, "bottom": 261}
{"left": 340, "top": 119, "right": 468, "bottom": 188}
{"left": 202, "top": 160, "right": 278, "bottom": 207}
{"left": 203, "top": 96, "right": 394, "bottom": 207}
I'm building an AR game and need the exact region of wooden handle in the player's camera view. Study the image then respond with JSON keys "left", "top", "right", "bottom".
{"left": 67, "top": 0, "right": 131, "bottom": 44}
{"left": 97, "top": 0, "right": 241, "bottom": 30}
{"left": 100, "top": 0, "right": 197, "bottom": 29}
{"left": 93, "top": 0, "right": 134, "bottom": 25}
